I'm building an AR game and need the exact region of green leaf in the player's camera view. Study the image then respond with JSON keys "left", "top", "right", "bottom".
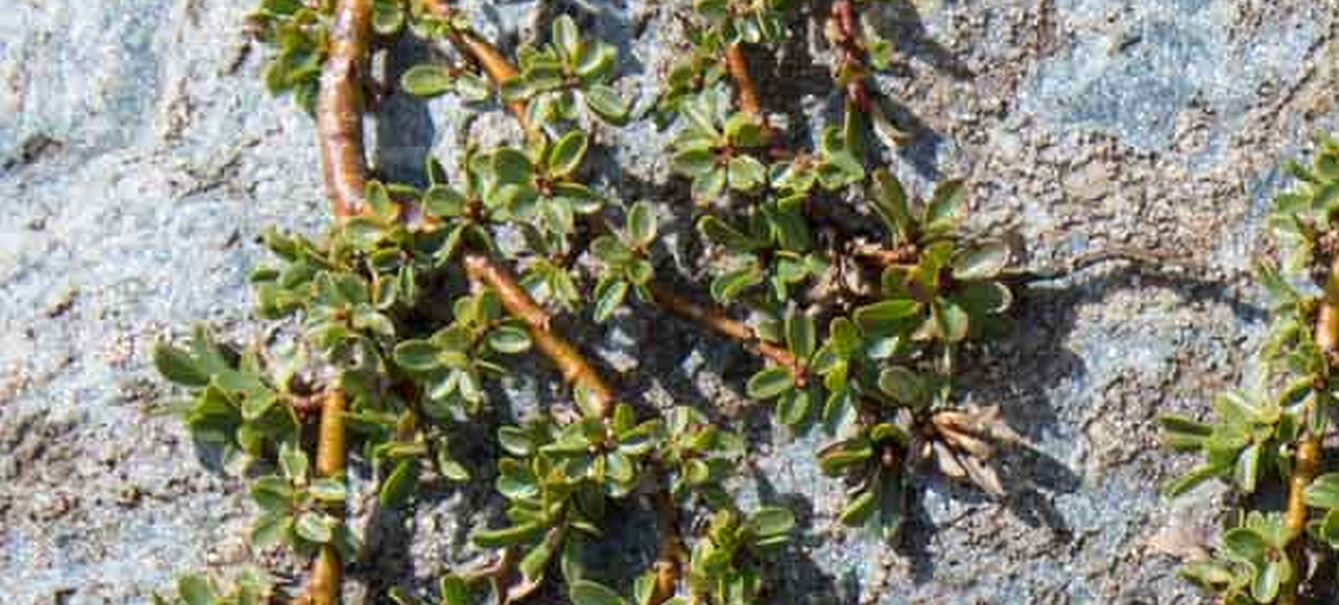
{"left": 870, "top": 170, "right": 913, "bottom": 239}
{"left": 747, "top": 366, "right": 795, "bottom": 400}
{"left": 250, "top": 513, "right": 290, "bottom": 550}
{"left": 1158, "top": 414, "right": 1212, "bottom": 452}
{"left": 493, "top": 148, "right": 535, "bottom": 185}
{"left": 424, "top": 185, "right": 467, "bottom": 218}
{"left": 177, "top": 575, "right": 216, "bottom": 605}
{"left": 498, "top": 426, "right": 536, "bottom": 456}
{"left": 488, "top": 325, "right": 533, "bottom": 354}
{"left": 250, "top": 476, "right": 293, "bottom": 512}
{"left": 672, "top": 148, "right": 718, "bottom": 177}
{"left": 1306, "top": 473, "right": 1339, "bottom": 509}
{"left": 1252, "top": 558, "right": 1288, "bottom": 603}
{"left": 474, "top": 521, "right": 547, "bottom": 548}
{"left": 776, "top": 388, "right": 810, "bottom": 426}
{"left": 877, "top": 366, "right": 924, "bottom": 406}
{"left": 1234, "top": 443, "right": 1261, "bottom": 494}
{"left": 279, "top": 443, "right": 309, "bottom": 482}
{"left": 154, "top": 342, "right": 210, "bottom": 387}
{"left": 698, "top": 216, "right": 763, "bottom": 252}
{"left": 853, "top": 300, "right": 920, "bottom": 334}
{"left": 380, "top": 459, "right": 419, "bottom": 507}
{"left": 439, "top": 576, "right": 472, "bottom": 605}
{"left": 366, "top": 180, "right": 399, "bottom": 223}
{"left": 401, "top": 64, "right": 455, "bottom": 98}
{"left": 951, "top": 241, "right": 1010, "bottom": 280}
{"left": 838, "top": 490, "right": 876, "bottom": 526}
{"left": 593, "top": 278, "right": 629, "bottom": 323}
{"left": 925, "top": 179, "right": 966, "bottom": 227}
{"left": 552, "top": 15, "right": 580, "bottom": 61}
{"left": 394, "top": 340, "right": 442, "bottom": 372}
{"left": 628, "top": 201, "right": 657, "bottom": 248}
{"left": 746, "top": 507, "right": 795, "bottom": 539}
{"left": 309, "top": 478, "right": 347, "bottom": 503}
{"left": 585, "top": 84, "right": 630, "bottom": 125}
{"left": 727, "top": 155, "right": 766, "bottom": 191}
{"left": 547, "top": 130, "right": 588, "bottom": 178}
{"left": 1164, "top": 464, "right": 1226, "bottom": 497}
{"left": 569, "top": 579, "right": 628, "bottom": 605}
{"left": 785, "top": 311, "right": 816, "bottom": 360}
{"left": 932, "top": 301, "right": 970, "bottom": 342}
{"left": 295, "top": 511, "right": 336, "bottom": 544}
{"left": 1223, "top": 528, "right": 1267, "bottom": 563}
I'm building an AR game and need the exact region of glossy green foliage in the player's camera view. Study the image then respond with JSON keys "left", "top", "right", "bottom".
{"left": 1160, "top": 137, "right": 1339, "bottom": 602}
{"left": 670, "top": 86, "right": 769, "bottom": 200}
{"left": 681, "top": 507, "right": 795, "bottom": 605}
{"left": 153, "top": 570, "right": 272, "bottom": 605}
{"left": 501, "top": 15, "right": 631, "bottom": 126}
{"left": 153, "top": 326, "right": 298, "bottom": 457}
{"left": 590, "top": 201, "right": 658, "bottom": 322}
{"left": 249, "top": 0, "right": 330, "bottom": 112}
{"left": 695, "top": 0, "right": 789, "bottom": 45}
{"left": 1179, "top": 512, "right": 1296, "bottom": 604}
{"left": 249, "top": 444, "right": 358, "bottom": 555}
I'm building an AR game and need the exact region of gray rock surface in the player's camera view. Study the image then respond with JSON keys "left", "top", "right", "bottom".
{"left": 1, "top": 0, "right": 1335, "bottom": 603}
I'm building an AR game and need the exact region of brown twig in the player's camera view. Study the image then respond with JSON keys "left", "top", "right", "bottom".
{"left": 1279, "top": 255, "right": 1339, "bottom": 604}
{"left": 461, "top": 253, "right": 617, "bottom": 418}
{"left": 724, "top": 43, "right": 763, "bottom": 118}
{"left": 309, "top": 389, "right": 349, "bottom": 605}
{"left": 650, "top": 283, "right": 807, "bottom": 386}
{"left": 421, "top": 0, "right": 533, "bottom": 134}
{"left": 829, "top": 0, "right": 875, "bottom": 113}
{"left": 318, "top": 0, "right": 373, "bottom": 221}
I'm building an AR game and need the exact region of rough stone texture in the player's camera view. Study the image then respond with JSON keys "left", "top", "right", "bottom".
{"left": 1, "top": 0, "right": 1336, "bottom": 604}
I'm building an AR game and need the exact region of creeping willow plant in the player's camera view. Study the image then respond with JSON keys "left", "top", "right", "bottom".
{"left": 1161, "top": 137, "right": 1339, "bottom": 604}
{"left": 153, "top": 0, "right": 1036, "bottom": 603}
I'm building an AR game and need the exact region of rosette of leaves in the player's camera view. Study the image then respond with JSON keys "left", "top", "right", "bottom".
{"left": 249, "top": 0, "right": 329, "bottom": 112}
{"left": 153, "top": 570, "right": 272, "bottom": 605}
{"left": 1270, "top": 134, "right": 1339, "bottom": 273}
{"left": 652, "top": 31, "right": 728, "bottom": 128}
{"left": 392, "top": 290, "right": 533, "bottom": 416}
{"left": 471, "top": 404, "right": 661, "bottom": 597}
{"left": 697, "top": 204, "right": 827, "bottom": 306}
{"left": 1159, "top": 391, "right": 1299, "bottom": 497}
{"left": 864, "top": 170, "right": 1012, "bottom": 344}
{"left": 744, "top": 310, "right": 819, "bottom": 426}
{"left": 678, "top": 507, "right": 795, "bottom": 605}
{"left": 249, "top": 443, "right": 358, "bottom": 556}
{"left": 482, "top": 131, "right": 601, "bottom": 255}
{"left": 671, "top": 86, "right": 770, "bottom": 200}
{"left": 695, "top": 0, "right": 790, "bottom": 45}
{"left": 153, "top": 326, "right": 299, "bottom": 457}
{"left": 818, "top": 421, "right": 908, "bottom": 539}
{"left": 658, "top": 406, "right": 747, "bottom": 507}
{"left": 590, "top": 201, "right": 658, "bottom": 322}
{"left": 500, "top": 15, "right": 630, "bottom": 127}
{"left": 769, "top": 127, "right": 865, "bottom": 195}
{"left": 1179, "top": 512, "right": 1297, "bottom": 604}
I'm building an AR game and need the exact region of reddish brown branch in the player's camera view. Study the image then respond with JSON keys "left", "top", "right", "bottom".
{"left": 309, "top": 389, "right": 349, "bottom": 605}
{"left": 421, "top": 0, "right": 533, "bottom": 133}
{"left": 462, "top": 253, "right": 617, "bottom": 418}
{"left": 318, "top": 0, "right": 373, "bottom": 221}
{"left": 1279, "top": 255, "right": 1339, "bottom": 604}
{"left": 830, "top": 0, "right": 875, "bottom": 113}
{"left": 650, "top": 283, "right": 807, "bottom": 386}
{"left": 724, "top": 43, "right": 763, "bottom": 118}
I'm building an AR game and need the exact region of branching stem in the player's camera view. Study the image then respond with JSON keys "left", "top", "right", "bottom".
{"left": 1279, "top": 255, "right": 1339, "bottom": 604}
{"left": 309, "top": 388, "right": 349, "bottom": 605}
{"left": 724, "top": 43, "right": 763, "bottom": 118}
{"left": 421, "top": 0, "right": 534, "bottom": 135}
{"left": 461, "top": 253, "right": 617, "bottom": 418}
{"left": 318, "top": 0, "right": 372, "bottom": 221}
{"left": 650, "top": 283, "right": 807, "bottom": 385}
